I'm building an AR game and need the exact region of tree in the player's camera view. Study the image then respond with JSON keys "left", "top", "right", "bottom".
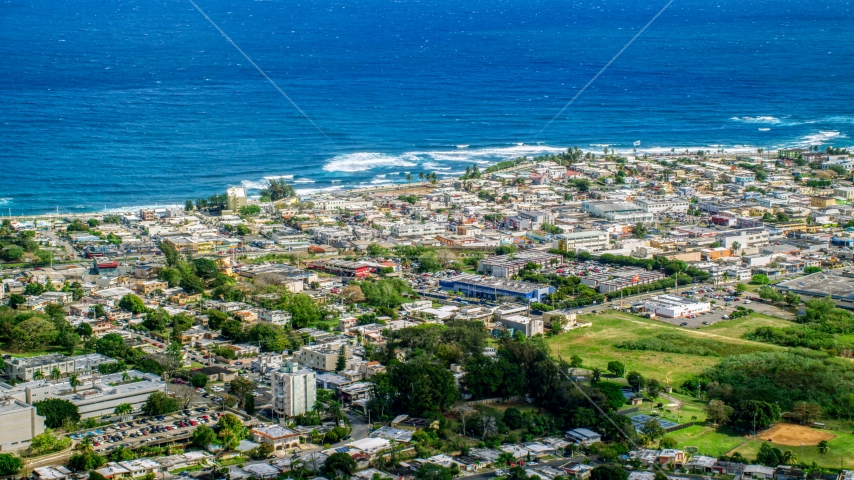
{"left": 792, "top": 401, "right": 822, "bottom": 425}
{"left": 607, "top": 361, "right": 625, "bottom": 378}
{"left": 627, "top": 371, "right": 645, "bottom": 392}
{"left": 645, "top": 379, "right": 663, "bottom": 400}
{"left": 9, "top": 316, "right": 57, "bottom": 352}
{"left": 735, "top": 283, "right": 748, "bottom": 293}
{"left": 1, "top": 246, "right": 25, "bottom": 261}
{"left": 569, "top": 355, "right": 583, "bottom": 368}
{"left": 324, "top": 452, "right": 357, "bottom": 478}
{"left": 0, "top": 454, "right": 22, "bottom": 476}
{"left": 659, "top": 436, "right": 678, "bottom": 449}
{"left": 590, "top": 465, "right": 629, "bottom": 480}
{"left": 784, "top": 291, "right": 801, "bottom": 307}
{"left": 140, "top": 391, "right": 181, "bottom": 416}
{"left": 751, "top": 274, "right": 770, "bottom": 285}
{"left": 217, "top": 413, "right": 245, "bottom": 450}
{"left": 118, "top": 294, "right": 146, "bottom": 314}
{"left": 76, "top": 322, "right": 94, "bottom": 339}
{"left": 68, "top": 450, "right": 106, "bottom": 472}
{"left": 114, "top": 403, "right": 133, "bottom": 422}
{"left": 731, "top": 241, "right": 741, "bottom": 254}
{"left": 453, "top": 403, "right": 476, "bottom": 436}
{"left": 336, "top": 345, "right": 347, "bottom": 372}
{"left": 415, "top": 463, "right": 453, "bottom": 480}
{"left": 633, "top": 223, "right": 648, "bottom": 238}
{"left": 50, "top": 366, "right": 62, "bottom": 381}
{"left": 244, "top": 392, "right": 256, "bottom": 415}
{"left": 641, "top": 418, "right": 665, "bottom": 440}
{"left": 33, "top": 369, "right": 44, "bottom": 381}
{"left": 818, "top": 440, "right": 829, "bottom": 455}
{"left": 170, "top": 384, "right": 197, "bottom": 410}
{"left": 220, "top": 319, "right": 243, "bottom": 339}
{"left": 69, "top": 374, "right": 81, "bottom": 393}
{"left": 191, "top": 424, "right": 217, "bottom": 450}
{"left": 229, "top": 377, "right": 255, "bottom": 408}
{"left": 756, "top": 442, "right": 783, "bottom": 467}
{"left": 704, "top": 399, "right": 733, "bottom": 426}
{"left": 33, "top": 398, "right": 80, "bottom": 429}
{"left": 191, "top": 373, "right": 209, "bottom": 388}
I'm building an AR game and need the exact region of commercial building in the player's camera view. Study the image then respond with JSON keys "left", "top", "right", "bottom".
{"left": 633, "top": 198, "right": 690, "bottom": 214}
{"left": 581, "top": 268, "right": 666, "bottom": 294}
{"left": 0, "top": 398, "right": 46, "bottom": 451}
{"left": 309, "top": 259, "right": 372, "bottom": 278}
{"left": 251, "top": 424, "right": 302, "bottom": 451}
{"left": 272, "top": 362, "right": 317, "bottom": 419}
{"left": 501, "top": 315, "right": 544, "bottom": 337}
{"left": 552, "top": 231, "right": 610, "bottom": 253}
{"left": 5, "top": 353, "right": 77, "bottom": 381}
{"left": 294, "top": 344, "right": 353, "bottom": 372}
{"left": 478, "top": 251, "right": 563, "bottom": 278}
{"left": 0, "top": 370, "right": 166, "bottom": 419}
{"left": 631, "top": 295, "right": 711, "bottom": 318}
{"left": 581, "top": 201, "right": 653, "bottom": 223}
{"left": 439, "top": 274, "right": 553, "bottom": 303}
{"left": 390, "top": 222, "right": 445, "bottom": 237}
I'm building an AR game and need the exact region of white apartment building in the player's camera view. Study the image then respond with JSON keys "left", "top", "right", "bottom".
{"left": 258, "top": 310, "right": 293, "bottom": 327}
{"left": 314, "top": 199, "right": 375, "bottom": 211}
{"left": 390, "top": 222, "right": 445, "bottom": 237}
{"left": 719, "top": 229, "right": 770, "bottom": 249}
{"left": 272, "top": 362, "right": 316, "bottom": 419}
{"left": 633, "top": 198, "right": 690, "bottom": 214}
{"left": 293, "top": 343, "right": 353, "bottom": 372}
{"left": 553, "top": 230, "right": 610, "bottom": 252}
{"left": 581, "top": 201, "right": 653, "bottom": 223}
{"left": 226, "top": 187, "right": 247, "bottom": 212}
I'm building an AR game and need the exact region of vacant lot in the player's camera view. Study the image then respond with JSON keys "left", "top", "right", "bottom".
{"left": 547, "top": 312, "right": 785, "bottom": 386}
{"left": 760, "top": 423, "right": 836, "bottom": 446}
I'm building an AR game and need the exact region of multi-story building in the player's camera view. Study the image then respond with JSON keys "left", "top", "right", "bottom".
{"left": 834, "top": 187, "right": 854, "bottom": 201}
{"left": 0, "top": 370, "right": 166, "bottom": 419}
{"left": 5, "top": 354, "right": 77, "bottom": 381}
{"left": 226, "top": 187, "right": 247, "bottom": 212}
{"left": 501, "top": 315, "right": 544, "bottom": 337}
{"left": 478, "top": 251, "right": 563, "bottom": 278}
{"left": 0, "top": 398, "right": 45, "bottom": 451}
{"left": 294, "top": 344, "right": 353, "bottom": 372}
{"left": 390, "top": 222, "right": 445, "bottom": 237}
{"left": 258, "top": 310, "right": 293, "bottom": 327}
{"left": 552, "top": 230, "right": 610, "bottom": 252}
{"left": 581, "top": 201, "right": 653, "bottom": 223}
{"left": 633, "top": 198, "right": 690, "bottom": 214}
{"left": 439, "top": 274, "right": 553, "bottom": 303}
{"left": 581, "top": 268, "right": 666, "bottom": 294}
{"left": 271, "top": 362, "right": 316, "bottom": 419}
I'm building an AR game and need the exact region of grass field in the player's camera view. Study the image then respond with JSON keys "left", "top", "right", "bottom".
{"left": 667, "top": 423, "right": 854, "bottom": 469}
{"left": 546, "top": 312, "right": 788, "bottom": 386}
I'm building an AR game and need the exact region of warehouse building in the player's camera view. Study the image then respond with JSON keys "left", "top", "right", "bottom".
{"left": 581, "top": 268, "right": 666, "bottom": 293}
{"left": 631, "top": 295, "right": 711, "bottom": 318}
{"left": 439, "top": 274, "right": 553, "bottom": 303}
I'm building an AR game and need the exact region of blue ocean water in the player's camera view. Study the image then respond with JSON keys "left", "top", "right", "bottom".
{"left": 1, "top": 0, "right": 853, "bottom": 214}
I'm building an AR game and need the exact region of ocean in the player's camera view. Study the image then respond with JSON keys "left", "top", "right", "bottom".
{"left": 1, "top": 0, "right": 853, "bottom": 215}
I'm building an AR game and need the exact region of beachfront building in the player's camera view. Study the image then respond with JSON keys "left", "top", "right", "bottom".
{"left": 227, "top": 187, "right": 247, "bottom": 212}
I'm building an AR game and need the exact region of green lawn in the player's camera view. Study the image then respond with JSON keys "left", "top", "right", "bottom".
{"left": 0, "top": 346, "right": 88, "bottom": 357}
{"left": 700, "top": 312, "right": 793, "bottom": 340}
{"left": 667, "top": 424, "right": 854, "bottom": 469}
{"left": 546, "top": 312, "right": 781, "bottom": 386}
{"left": 169, "top": 465, "right": 206, "bottom": 474}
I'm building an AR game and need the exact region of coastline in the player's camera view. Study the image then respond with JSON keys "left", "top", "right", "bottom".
{"left": 3, "top": 143, "right": 774, "bottom": 220}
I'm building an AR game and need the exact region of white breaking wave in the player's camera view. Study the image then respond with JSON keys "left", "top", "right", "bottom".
{"left": 371, "top": 177, "right": 394, "bottom": 184}
{"left": 456, "top": 145, "right": 469, "bottom": 148}
{"left": 730, "top": 116, "right": 782, "bottom": 124}
{"left": 292, "top": 178, "right": 316, "bottom": 184}
{"left": 264, "top": 174, "right": 293, "bottom": 180}
{"left": 321, "top": 145, "right": 567, "bottom": 173}
{"left": 240, "top": 179, "right": 269, "bottom": 190}
{"left": 322, "top": 152, "right": 418, "bottom": 173}
{"left": 0, "top": 198, "right": 11, "bottom": 206}
{"left": 795, "top": 130, "right": 844, "bottom": 147}
{"left": 295, "top": 185, "right": 346, "bottom": 196}
{"left": 758, "top": 128, "right": 771, "bottom": 131}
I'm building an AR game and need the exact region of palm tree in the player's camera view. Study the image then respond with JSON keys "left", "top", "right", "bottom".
{"left": 115, "top": 403, "right": 133, "bottom": 422}
{"left": 122, "top": 371, "right": 131, "bottom": 383}
{"left": 33, "top": 370, "right": 44, "bottom": 381}
{"left": 731, "top": 241, "right": 741, "bottom": 254}
{"left": 419, "top": 172, "right": 425, "bottom": 182}
{"left": 721, "top": 272, "right": 730, "bottom": 285}
{"left": 327, "top": 400, "right": 343, "bottom": 426}
{"left": 497, "top": 452, "right": 515, "bottom": 467}
{"left": 817, "top": 440, "right": 829, "bottom": 455}
{"left": 50, "top": 367, "right": 62, "bottom": 381}
{"left": 69, "top": 374, "right": 81, "bottom": 393}
{"left": 406, "top": 173, "right": 413, "bottom": 188}
{"left": 76, "top": 437, "right": 94, "bottom": 454}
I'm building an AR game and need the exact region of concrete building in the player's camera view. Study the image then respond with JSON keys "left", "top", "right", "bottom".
{"left": 553, "top": 230, "right": 610, "bottom": 252}
{"left": 631, "top": 294, "right": 711, "bottom": 318}
{"left": 0, "top": 370, "right": 166, "bottom": 419}
{"left": 390, "top": 222, "right": 445, "bottom": 237}
{"left": 251, "top": 424, "right": 302, "bottom": 451}
{"left": 0, "top": 398, "right": 46, "bottom": 451}
{"left": 633, "top": 198, "right": 690, "bottom": 214}
{"left": 272, "top": 362, "right": 316, "bottom": 419}
{"left": 478, "top": 251, "right": 563, "bottom": 278}
{"left": 258, "top": 310, "right": 292, "bottom": 327}
{"left": 581, "top": 268, "right": 666, "bottom": 293}
{"left": 294, "top": 344, "right": 353, "bottom": 372}
{"left": 581, "top": 201, "right": 653, "bottom": 223}
{"left": 5, "top": 354, "right": 77, "bottom": 382}
{"left": 439, "top": 274, "right": 554, "bottom": 303}
{"left": 227, "top": 187, "right": 247, "bottom": 212}
{"left": 501, "top": 315, "right": 544, "bottom": 337}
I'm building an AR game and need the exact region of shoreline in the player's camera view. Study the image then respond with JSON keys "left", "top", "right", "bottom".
{"left": 3, "top": 144, "right": 778, "bottom": 220}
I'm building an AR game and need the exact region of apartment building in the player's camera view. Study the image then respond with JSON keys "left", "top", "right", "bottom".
{"left": 271, "top": 362, "right": 317, "bottom": 419}
{"left": 294, "top": 344, "right": 353, "bottom": 372}
{"left": 552, "top": 230, "right": 610, "bottom": 252}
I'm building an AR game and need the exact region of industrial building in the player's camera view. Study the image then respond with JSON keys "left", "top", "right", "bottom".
{"left": 631, "top": 295, "right": 711, "bottom": 318}
{"left": 581, "top": 201, "right": 654, "bottom": 223}
{"left": 0, "top": 398, "right": 45, "bottom": 451}
{"left": 478, "top": 251, "right": 563, "bottom": 278}
{"left": 581, "top": 268, "right": 666, "bottom": 293}
{"left": 439, "top": 274, "right": 554, "bottom": 302}
{"left": 552, "top": 230, "right": 611, "bottom": 252}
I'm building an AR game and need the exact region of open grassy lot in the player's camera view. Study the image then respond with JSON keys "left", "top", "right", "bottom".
{"left": 667, "top": 423, "right": 854, "bottom": 469}
{"left": 700, "top": 312, "right": 793, "bottom": 340}
{"left": 546, "top": 312, "right": 783, "bottom": 386}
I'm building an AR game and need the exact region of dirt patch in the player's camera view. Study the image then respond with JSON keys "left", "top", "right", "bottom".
{"left": 760, "top": 423, "right": 836, "bottom": 446}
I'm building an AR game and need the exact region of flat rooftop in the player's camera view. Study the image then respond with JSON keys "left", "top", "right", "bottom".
{"left": 777, "top": 271, "right": 854, "bottom": 300}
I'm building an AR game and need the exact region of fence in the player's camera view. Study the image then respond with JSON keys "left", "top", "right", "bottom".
{"left": 664, "top": 421, "right": 695, "bottom": 433}
{"left": 465, "top": 395, "right": 526, "bottom": 406}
